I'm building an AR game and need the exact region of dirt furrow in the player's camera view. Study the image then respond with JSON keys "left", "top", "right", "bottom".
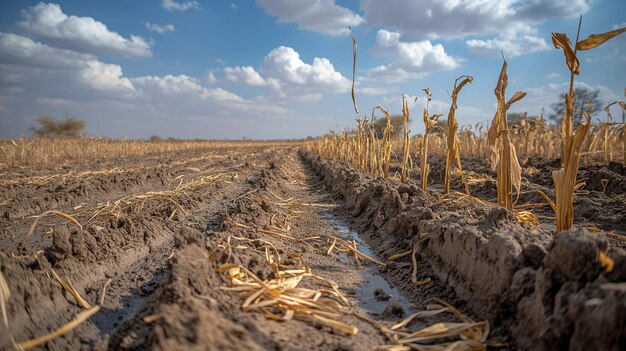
{"left": 302, "top": 151, "right": 625, "bottom": 350}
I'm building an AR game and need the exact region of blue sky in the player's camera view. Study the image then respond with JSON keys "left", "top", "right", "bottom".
{"left": 0, "top": 0, "right": 624, "bottom": 139}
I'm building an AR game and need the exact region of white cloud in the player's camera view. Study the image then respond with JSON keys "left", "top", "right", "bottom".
{"left": 81, "top": 60, "right": 135, "bottom": 92}
{"left": 145, "top": 22, "right": 175, "bottom": 33}
{"left": 231, "top": 3, "right": 238, "bottom": 10}
{"left": 365, "top": 30, "right": 460, "bottom": 83}
{"left": 162, "top": 0, "right": 200, "bottom": 11}
{"left": 0, "top": 33, "right": 286, "bottom": 138}
{"left": 223, "top": 46, "right": 351, "bottom": 101}
{"left": 360, "top": 0, "right": 589, "bottom": 57}
{"left": 361, "top": 0, "right": 589, "bottom": 41}
{"left": 131, "top": 74, "right": 287, "bottom": 113}
{"left": 466, "top": 25, "right": 550, "bottom": 57}
{"left": 257, "top": 0, "right": 363, "bottom": 35}
{"left": 358, "top": 86, "right": 391, "bottom": 96}
{"left": 36, "top": 97, "right": 74, "bottom": 106}
{"left": 224, "top": 66, "right": 266, "bottom": 86}
{"left": 260, "top": 46, "right": 351, "bottom": 100}
{"left": 0, "top": 32, "right": 92, "bottom": 69}
{"left": 0, "top": 33, "right": 135, "bottom": 99}
{"left": 547, "top": 73, "right": 560, "bottom": 79}
{"left": 17, "top": 2, "right": 151, "bottom": 57}
{"left": 206, "top": 71, "right": 217, "bottom": 83}
{"left": 613, "top": 22, "right": 626, "bottom": 30}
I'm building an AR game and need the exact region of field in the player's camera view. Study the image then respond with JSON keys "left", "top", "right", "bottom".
{"left": 1, "top": 136, "right": 624, "bottom": 351}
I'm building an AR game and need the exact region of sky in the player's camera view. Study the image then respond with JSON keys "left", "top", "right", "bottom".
{"left": 0, "top": 0, "right": 624, "bottom": 140}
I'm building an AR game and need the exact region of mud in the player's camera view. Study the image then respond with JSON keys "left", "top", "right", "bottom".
{"left": 302, "top": 151, "right": 625, "bottom": 350}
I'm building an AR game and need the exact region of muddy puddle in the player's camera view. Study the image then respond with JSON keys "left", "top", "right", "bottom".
{"left": 323, "top": 212, "right": 412, "bottom": 316}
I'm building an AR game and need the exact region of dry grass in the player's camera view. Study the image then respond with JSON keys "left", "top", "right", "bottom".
{"left": 0, "top": 138, "right": 299, "bottom": 170}
{"left": 355, "top": 298, "right": 492, "bottom": 350}
{"left": 210, "top": 235, "right": 358, "bottom": 335}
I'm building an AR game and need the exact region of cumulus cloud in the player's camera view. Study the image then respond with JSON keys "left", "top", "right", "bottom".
{"left": 17, "top": 2, "right": 151, "bottom": 57}
{"left": 547, "top": 73, "right": 560, "bottom": 80}
{"left": 0, "top": 33, "right": 134, "bottom": 96}
{"left": 131, "top": 74, "right": 286, "bottom": 114}
{"left": 145, "top": 22, "right": 175, "bottom": 33}
{"left": 358, "top": 86, "right": 391, "bottom": 96}
{"left": 224, "top": 66, "right": 266, "bottom": 86}
{"left": 360, "top": 0, "right": 589, "bottom": 57}
{"left": 613, "top": 22, "right": 626, "bottom": 30}
{"left": 365, "top": 30, "right": 460, "bottom": 83}
{"left": 162, "top": 0, "right": 200, "bottom": 11}
{"left": 466, "top": 25, "right": 550, "bottom": 57}
{"left": 0, "top": 32, "right": 92, "bottom": 69}
{"left": 223, "top": 46, "right": 351, "bottom": 101}
{"left": 361, "top": 0, "right": 589, "bottom": 41}
{"left": 257, "top": 0, "right": 363, "bottom": 35}
{"left": 206, "top": 71, "right": 217, "bottom": 83}
{"left": 0, "top": 33, "right": 286, "bottom": 139}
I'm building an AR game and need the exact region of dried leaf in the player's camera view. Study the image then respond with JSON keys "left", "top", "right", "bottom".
{"left": 577, "top": 27, "right": 626, "bottom": 50}
{"left": 510, "top": 143, "right": 522, "bottom": 195}
{"left": 349, "top": 26, "right": 359, "bottom": 115}
{"left": 506, "top": 91, "right": 527, "bottom": 109}
{"left": 552, "top": 32, "right": 579, "bottom": 74}
{"left": 598, "top": 251, "right": 614, "bottom": 273}
{"left": 0, "top": 271, "right": 9, "bottom": 328}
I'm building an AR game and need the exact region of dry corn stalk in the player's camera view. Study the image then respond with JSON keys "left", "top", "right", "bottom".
{"left": 420, "top": 88, "right": 439, "bottom": 191}
{"left": 443, "top": 76, "right": 473, "bottom": 195}
{"left": 602, "top": 101, "right": 618, "bottom": 165}
{"left": 355, "top": 298, "right": 490, "bottom": 350}
{"left": 552, "top": 20, "right": 625, "bottom": 232}
{"left": 212, "top": 237, "right": 357, "bottom": 335}
{"left": 400, "top": 95, "right": 411, "bottom": 182}
{"left": 374, "top": 104, "right": 394, "bottom": 178}
{"left": 487, "top": 58, "right": 526, "bottom": 211}
{"left": 619, "top": 97, "right": 626, "bottom": 166}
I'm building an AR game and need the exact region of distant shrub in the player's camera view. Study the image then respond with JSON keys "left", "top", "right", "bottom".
{"left": 32, "top": 115, "right": 86, "bottom": 137}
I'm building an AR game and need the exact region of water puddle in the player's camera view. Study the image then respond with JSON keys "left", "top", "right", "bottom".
{"left": 323, "top": 213, "right": 412, "bottom": 315}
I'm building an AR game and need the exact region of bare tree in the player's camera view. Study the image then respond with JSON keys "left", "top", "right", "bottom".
{"left": 550, "top": 87, "right": 602, "bottom": 126}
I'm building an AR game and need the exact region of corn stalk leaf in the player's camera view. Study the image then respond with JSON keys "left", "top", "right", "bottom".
{"left": 349, "top": 27, "right": 359, "bottom": 115}
{"left": 552, "top": 33, "right": 579, "bottom": 74}
{"left": 576, "top": 27, "right": 626, "bottom": 50}
{"left": 506, "top": 91, "right": 527, "bottom": 110}
{"left": 510, "top": 143, "right": 522, "bottom": 195}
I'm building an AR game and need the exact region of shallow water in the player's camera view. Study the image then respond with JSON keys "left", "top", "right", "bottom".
{"left": 323, "top": 213, "right": 413, "bottom": 315}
